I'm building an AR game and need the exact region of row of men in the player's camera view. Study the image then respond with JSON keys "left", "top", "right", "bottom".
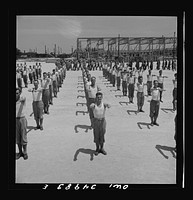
{"left": 16, "top": 63, "right": 67, "bottom": 160}
{"left": 103, "top": 63, "right": 177, "bottom": 110}
{"left": 65, "top": 58, "right": 177, "bottom": 71}
{"left": 79, "top": 65, "right": 177, "bottom": 155}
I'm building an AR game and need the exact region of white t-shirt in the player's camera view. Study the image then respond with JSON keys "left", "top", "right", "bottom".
{"left": 31, "top": 88, "right": 43, "bottom": 101}
{"left": 88, "top": 85, "right": 98, "bottom": 98}
{"left": 92, "top": 102, "right": 105, "bottom": 119}
{"left": 151, "top": 88, "right": 160, "bottom": 101}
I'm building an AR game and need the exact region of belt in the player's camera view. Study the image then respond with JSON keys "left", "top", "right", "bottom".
{"left": 94, "top": 118, "right": 105, "bottom": 121}
{"left": 16, "top": 116, "right": 25, "bottom": 119}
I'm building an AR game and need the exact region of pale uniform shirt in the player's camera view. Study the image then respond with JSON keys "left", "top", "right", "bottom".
{"left": 16, "top": 96, "right": 26, "bottom": 118}
{"left": 116, "top": 70, "right": 121, "bottom": 77}
{"left": 137, "top": 82, "right": 144, "bottom": 92}
{"left": 23, "top": 69, "right": 28, "bottom": 76}
{"left": 147, "top": 74, "right": 153, "bottom": 82}
{"left": 92, "top": 102, "right": 106, "bottom": 119}
{"left": 41, "top": 78, "right": 50, "bottom": 89}
{"left": 128, "top": 76, "right": 135, "bottom": 84}
{"left": 85, "top": 81, "right": 91, "bottom": 90}
{"left": 151, "top": 88, "right": 160, "bottom": 101}
{"left": 173, "top": 79, "right": 177, "bottom": 88}
{"left": 88, "top": 85, "right": 98, "bottom": 98}
{"left": 52, "top": 73, "right": 57, "bottom": 81}
{"left": 122, "top": 73, "right": 128, "bottom": 82}
{"left": 157, "top": 75, "right": 164, "bottom": 84}
{"left": 31, "top": 87, "right": 43, "bottom": 101}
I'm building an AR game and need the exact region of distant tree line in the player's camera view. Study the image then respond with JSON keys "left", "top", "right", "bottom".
{"left": 16, "top": 48, "right": 73, "bottom": 59}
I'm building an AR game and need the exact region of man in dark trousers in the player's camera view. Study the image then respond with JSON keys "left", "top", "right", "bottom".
{"left": 90, "top": 92, "right": 111, "bottom": 155}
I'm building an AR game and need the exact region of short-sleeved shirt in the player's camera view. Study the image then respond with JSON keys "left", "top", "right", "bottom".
{"left": 137, "top": 82, "right": 144, "bottom": 92}
{"left": 173, "top": 79, "right": 177, "bottom": 88}
{"left": 16, "top": 96, "right": 26, "bottom": 118}
{"left": 41, "top": 78, "right": 50, "bottom": 89}
{"left": 151, "top": 87, "right": 161, "bottom": 101}
{"left": 31, "top": 88, "right": 43, "bottom": 101}
{"left": 122, "top": 73, "right": 128, "bottom": 81}
{"left": 88, "top": 85, "right": 98, "bottom": 98}
{"left": 128, "top": 76, "right": 135, "bottom": 84}
{"left": 147, "top": 74, "right": 153, "bottom": 82}
{"left": 91, "top": 102, "right": 106, "bottom": 119}
{"left": 157, "top": 75, "right": 164, "bottom": 84}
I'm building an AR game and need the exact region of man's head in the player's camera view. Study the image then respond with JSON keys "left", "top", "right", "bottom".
{"left": 43, "top": 72, "right": 47, "bottom": 79}
{"left": 96, "top": 92, "right": 103, "bottom": 104}
{"left": 34, "top": 80, "right": 39, "bottom": 88}
{"left": 153, "top": 80, "right": 159, "bottom": 87}
{"left": 91, "top": 76, "right": 96, "bottom": 85}
{"left": 16, "top": 87, "right": 22, "bottom": 101}
{"left": 138, "top": 76, "right": 143, "bottom": 83}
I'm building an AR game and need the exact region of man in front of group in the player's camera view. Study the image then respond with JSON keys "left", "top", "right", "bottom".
{"left": 16, "top": 87, "right": 28, "bottom": 160}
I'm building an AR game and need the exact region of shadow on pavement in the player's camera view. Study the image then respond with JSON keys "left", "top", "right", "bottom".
{"left": 119, "top": 101, "right": 130, "bottom": 106}
{"left": 73, "top": 148, "right": 95, "bottom": 161}
{"left": 76, "top": 102, "right": 87, "bottom": 106}
{"left": 27, "top": 125, "right": 36, "bottom": 133}
{"left": 77, "top": 90, "right": 84, "bottom": 93}
{"left": 76, "top": 110, "right": 88, "bottom": 116}
{"left": 137, "top": 122, "right": 151, "bottom": 129}
{"left": 115, "top": 94, "right": 124, "bottom": 98}
{"left": 155, "top": 145, "right": 176, "bottom": 159}
{"left": 77, "top": 95, "right": 85, "bottom": 99}
{"left": 127, "top": 110, "right": 138, "bottom": 115}
{"left": 161, "top": 108, "right": 175, "bottom": 113}
{"left": 74, "top": 124, "right": 92, "bottom": 133}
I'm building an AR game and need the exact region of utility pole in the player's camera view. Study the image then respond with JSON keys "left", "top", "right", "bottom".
{"left": 54, "top": 44, "right": 56, "bottom": 57}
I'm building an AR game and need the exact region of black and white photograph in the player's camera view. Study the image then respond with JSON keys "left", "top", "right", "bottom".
{"left": 9, "top": 12, "right": 185, "bottom": 190}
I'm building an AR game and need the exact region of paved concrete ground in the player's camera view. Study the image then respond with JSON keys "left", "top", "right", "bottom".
{"left": 15, "top": 62, "right": 176, "bottom": 184}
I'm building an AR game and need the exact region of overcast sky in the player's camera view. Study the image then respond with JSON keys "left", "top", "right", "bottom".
{"left": 16, "top": 15, "right": 177, "bottom": 53}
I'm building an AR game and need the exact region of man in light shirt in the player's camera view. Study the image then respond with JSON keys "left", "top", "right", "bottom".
{"left": 157, "top": 70, "right": 168, "bottom": 102}
{"left": 90, "top": 92, "right": 111, "bottom": 156}
{"left": 41, "top": 72, "right": 51, "bottom": 114}
{"left": 149, "top": 80, "right": 165, "bottom": 126}
{"left": 16, "top": 87, "right": 28, "bottom": 160}
{"left": 52, "top": 69, "right": 58, "bottom": 98}
{"left": 87, "top": 76, "right": 101, "bottom": 127}
{"left": 28, "top": 80, "right": 44, "bottom": 130}
{"left": 172, "top": 73, "right": 177, "bottom": 111}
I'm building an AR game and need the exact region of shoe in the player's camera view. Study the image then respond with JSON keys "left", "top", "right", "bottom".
{"left": 150, "top": 122, "right": 154, "bottom": 126}
{"left": 34, "top": 126, "right": 40, "bottom": 130}
{"left": 160, "top": 100, "right": 163, "bottom": 103}
{"left": 153, "top": 122, "right": 159, "bottom": 126}
{"left": 23, "top": 153, "right": 28, "bottom": 160}
{"left": 16, "top": 152, "right": 23, "bottom": 160}
{"left": 100, "top": 149, "right": 107, "bottom": 155}
{"left": 140, "top": 109, "right": 144, "bottom": 112}
{"left": 94, "top": 151, "right": 99, "bottom": 156}
{"left": 40, "top": 126, "right": 43, "bottom": 130}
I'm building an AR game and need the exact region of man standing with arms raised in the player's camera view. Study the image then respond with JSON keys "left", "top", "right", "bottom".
{"left": 41, "top": 72, "right": 51, "bottom": 114}
{"left": 90, "top": 92, "right": 111, "bottom": 155}
{"left": 87, "top": 76, "right": 101, "bottom": 128}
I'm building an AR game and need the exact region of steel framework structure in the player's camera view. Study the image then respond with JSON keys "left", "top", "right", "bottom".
{"left": 75, "top": 36, "right": 177, "bottom": 61}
